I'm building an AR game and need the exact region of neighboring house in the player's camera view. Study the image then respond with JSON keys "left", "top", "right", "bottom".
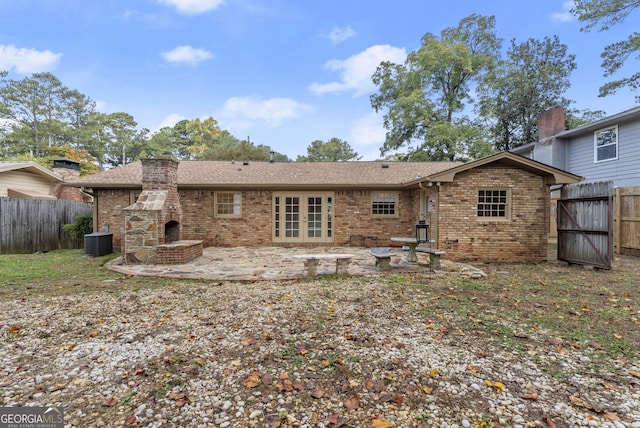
{"left": 513, "top": 106, "right": 640, "bottom": 188}
{"left": 67, "top": 152, "right": 581, "bottom": 263}
{"left": 0, "top": 158, "right": 85, "bottom": 201}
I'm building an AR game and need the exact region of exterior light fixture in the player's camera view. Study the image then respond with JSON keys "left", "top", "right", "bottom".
{"left": 415, "top": 220, "right": 428, "bottom": 243}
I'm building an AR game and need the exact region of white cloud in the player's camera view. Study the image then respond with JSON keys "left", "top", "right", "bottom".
{"left": 157, "top": 0, "right": 225, "bottom": 14}
{"left": 0, "top": 44, "right": 61, "bottom": 74}
{"left": 219, "top": 96, "right": 313, "bottom": 128}
{"left": 162, "top": 45, "right": 214, "bottom": 66}
{"left": 328, "top": 26, "right": 355, "bottom": 44}
{"left": 158, "top": 113, "right": 187, "bottom": 130}
{"left": 309, "top": 44, "right": 407, "bottom": 97}
{"left": 550, "top": 1, "right": 575, "bottom": 23}
{"left": 349, "top": 112, "right": 386, "bottom": 147}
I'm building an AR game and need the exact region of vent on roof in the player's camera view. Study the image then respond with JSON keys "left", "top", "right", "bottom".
{"left": 381, "top": 163, "right": 389, "bottom": 168}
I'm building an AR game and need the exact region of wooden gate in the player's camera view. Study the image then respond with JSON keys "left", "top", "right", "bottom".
{"left": 615, "top": 186, "right": 640, "bottom": 256}
{"left": 557, "top": 181, "right": 613, "bottom": 269}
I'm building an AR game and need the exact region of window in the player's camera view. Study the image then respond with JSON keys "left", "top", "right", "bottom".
{"left": 215, "top": 192, "right": 241, "bottom": 217}
{"left": 372, "top": 192, "right": 397, "bottom": 217}
{"left": 477, "top": 189, "right": 509, "bottom": 219}
{"left": 594, "top": 125, "right": 618, "bottom": 162}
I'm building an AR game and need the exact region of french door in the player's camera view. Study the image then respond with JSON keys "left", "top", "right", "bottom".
{"left": 273, "top": 192, "right": 333, "bottom": 243}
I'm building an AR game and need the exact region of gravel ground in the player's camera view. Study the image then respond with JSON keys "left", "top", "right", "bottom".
{"left": 1, "top": 269, "right": 639, "bottom": 428}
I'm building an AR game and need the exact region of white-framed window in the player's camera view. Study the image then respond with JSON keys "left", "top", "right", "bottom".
{"left": 477, "top": 189, "right": 510, "bottom": 220}
{"left": 371, "top": 192, "right": 397, "bottom": 217}
{"left": 215, "top": 192, "right": 241, "bottom": 218}
{"left": 594, "top": 125, "right": 618, "bottom": 163}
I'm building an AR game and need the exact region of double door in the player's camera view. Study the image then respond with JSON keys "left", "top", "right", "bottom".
{"left": 273, "top": 192, "right": 333, "bottom": 243}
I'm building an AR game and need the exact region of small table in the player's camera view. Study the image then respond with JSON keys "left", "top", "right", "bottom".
{"left": 391, "top": 237, "right": 420, "bottom": 263}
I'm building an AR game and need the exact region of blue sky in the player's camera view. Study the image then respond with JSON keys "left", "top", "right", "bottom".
{"left": 0, "top": 0, "right": 638, "bottom": 160}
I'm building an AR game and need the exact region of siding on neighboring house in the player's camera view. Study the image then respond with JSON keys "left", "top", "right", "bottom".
{"left": 512, "top": 107, "right": 640, "bottom": 188}
{"left": 565, "top": 116, "right": 640, "bottom": 187}
{"left": 0, "top": 170, "right": 56, "bottom": 198}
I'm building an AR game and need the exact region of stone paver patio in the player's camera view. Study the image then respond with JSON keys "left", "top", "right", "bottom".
{"left": 108, "top": 246, "right": 444, "bottom": 281}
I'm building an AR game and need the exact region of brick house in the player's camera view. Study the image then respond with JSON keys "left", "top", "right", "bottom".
{"left": 67, "top": 151, "right": 581, "bottom": 263}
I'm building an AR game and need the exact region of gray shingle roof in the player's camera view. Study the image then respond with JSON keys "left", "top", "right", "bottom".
{"left": 66, "top": 160, "right": 463, "bottom": 189}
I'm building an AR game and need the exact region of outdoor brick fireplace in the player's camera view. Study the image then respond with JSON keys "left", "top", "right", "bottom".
{"left": 122, "top": 158, "right": 202, "bottom": 264}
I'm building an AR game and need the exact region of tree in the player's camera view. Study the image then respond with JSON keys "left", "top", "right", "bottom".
{"left": 477, "top": 36, "right": 577, "bottom": 149}
{"left": 297, "top": 138, "right": 360, "bottom": 162}
{"left": 571, "top": 0, "right": 640, "bottom": 100}
{"left": 65, "top": 89, "right": 96, "bottom": 150}
{"left": 102, "top": 112, "right": 138, "bottom": 167}
{"left": 371, "top": 14, "right": 501, "bottom": 161}
{"left": 0, "top": 73, "right": 71, "bottom": 155}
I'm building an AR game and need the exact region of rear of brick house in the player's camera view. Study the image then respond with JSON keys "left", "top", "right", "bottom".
{"left": 67, "top": 152, "right": 581, "bottom": 264}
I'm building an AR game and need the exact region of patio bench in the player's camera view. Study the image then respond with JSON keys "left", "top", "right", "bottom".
{"left": 416, "top": 247, "right": 447, "bottom": 268}
{"left": 369, "top": 247, "right": 395, "bottom": 271}
{"left": 293, "top": 254, "right": 354, "bottom": 276}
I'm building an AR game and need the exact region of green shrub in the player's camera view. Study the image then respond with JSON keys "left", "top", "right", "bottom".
{"left": 63, "top": 213, "right": 93, "bottom": 238}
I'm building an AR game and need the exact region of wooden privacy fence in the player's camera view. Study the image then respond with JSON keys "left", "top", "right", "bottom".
{"left": 557, "top": 181, "right": 613, "bottom": 269}
{"left": 615, "top": 186, "right": 640, "bottom": 256}
{"left": 0, "top": 198, "right": 93, "bottom": 254}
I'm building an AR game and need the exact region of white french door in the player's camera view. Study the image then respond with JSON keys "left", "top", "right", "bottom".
{"left": 273, "top": 192, "right": 333, "bottom": 243}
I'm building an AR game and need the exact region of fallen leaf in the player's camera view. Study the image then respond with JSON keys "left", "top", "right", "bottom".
{"left": 311, "top": 388, "right": 325, "bottom": 399}
{"left": 422, "top": 385, "right": 433, "bottom": 394}
{"left": 262, "top": 374, "right": 273, "bottom": 386}
{"left": 102, "top": 397, "right": 116, "bottom": 407}
{"left": 630, "top": 370, "right": 640, "bottom": 378}
{"left": 242, "top": 337, "right": 255, "bottom": 346}
{"left": 522, "top": 393, "right": 538, "bottom": 401}
{"left": 8, "top": 325, "right": 20, "bottom": 333}
{"left": 602, "top": 411, "right": 621, "bottom": 421}
{"left": 545, "top": 416, "right": 557, "bottom": 428}
{"left": 241, "top": 371, "right": 261, "bottom": 388}
{"left": 343, "top": 396, "right": 360, "bottom": 410}
{"left": 370, "top": 418, "right": 393, "bottom": 428}
{"left": 429, "top": 368, "right": 438, "bottom": 377}
{"left": 124, "top": 414, "right": 137, "bottom": 426}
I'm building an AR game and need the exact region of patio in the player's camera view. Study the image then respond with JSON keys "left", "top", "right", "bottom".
{"left": 107, "top": 245, "right": 473, "bottom": 281}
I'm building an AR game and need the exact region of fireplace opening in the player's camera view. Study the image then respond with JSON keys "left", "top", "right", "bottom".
{"left": 165, "top": 221, "right": 180, "bottom": 243}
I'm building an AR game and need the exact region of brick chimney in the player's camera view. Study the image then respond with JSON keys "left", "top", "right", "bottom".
{"left": 122, "top": 159, "right": 183, "bottom": 264}
{"left": 538, "top": 107, "right": 565, "bottom": 145}
{"left": 51, "top": 158, "right": 84, "bottom": 202}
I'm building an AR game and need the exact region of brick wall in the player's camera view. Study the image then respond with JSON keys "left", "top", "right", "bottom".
{"left": 94, "top": 170, "right": 550, "bottom": 263}
{"left": 156, "top": 241, "right": 203, "bottom": 264}
{"left": 333, "top": 190, "right": 418, "bottom": 246}
{"left": 437, "top": 167, "right": 549, "bottom": 263}
{"left": 96, "top": 188, "right": 421, "bottom": 249}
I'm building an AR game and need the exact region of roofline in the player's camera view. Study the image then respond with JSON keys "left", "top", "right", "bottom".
{"left": 69, "top": 183, "right": 424, "bottom": 191}
{"left": 410, "top": 151, "right": 583, "bottom": 185}
{"left": 0, "top": 161, "right": 62, "bottom": 181}
{"left": 556, "top": 106, "right": 640, "bottom": 137}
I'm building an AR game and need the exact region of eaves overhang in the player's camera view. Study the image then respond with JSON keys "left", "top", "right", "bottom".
{"left": 405, "top": 151, "right": 583, "bottom": 186}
